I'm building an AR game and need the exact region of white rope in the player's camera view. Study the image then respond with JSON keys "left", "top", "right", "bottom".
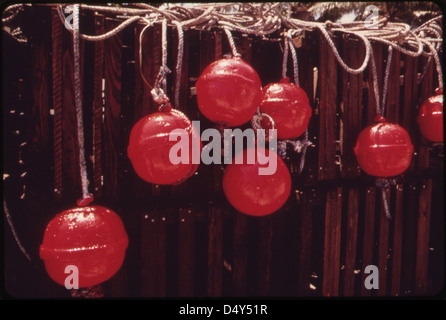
{"left": 381, "top": 45, "right": 393, "bottom": 116}
{"left": 3, "top": 199, "right": 31, "bottom": 261}
{"left": 224, "top": 27, "right": 241, "bottom": 57}
{"left": 173, "top": 21, "right": 184, "bottom": 109}
{"left": 73, "top": 4, "right": 92, "bottom": 204}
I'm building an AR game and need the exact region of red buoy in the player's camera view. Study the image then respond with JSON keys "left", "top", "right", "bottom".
{"left": 260, "top": 78, "right": 312, "bottom": 139}
{"left": 40, "top": 206, "right": 128, "bottom": 288}
{"left": 196, "top": 57, "right": 263, "bottom": 127}
{"left": 417, "top": 91, "right": 443, "bottom": 142}
{"left": 127, "top": 109, "right": 200, "bottom": 185}
{"left": 222, "top": 147, "right": 291, "bottom": 216}
{"left": 354, "top": 120, "right": 414, "bottom": 177}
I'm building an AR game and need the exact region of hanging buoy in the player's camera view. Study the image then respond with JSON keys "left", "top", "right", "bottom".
{"left": 222, "top": 146, "right": 291, "bottom": 216}
{"left": 128, "top": 109, "right": 200, "bottom": 185}
{"left": 196, "top": 57, "right": 263, "bottom": 127}
{"left": 354, "top": 118, "right": 414, "bottom": 177}
{"left": 260, "top": 78, "right": 312, "bottom": 139}
{"left": 417, "top": 88, "right": 443, "bottom": 142}
{"left": 40, "top": 206, "right": 128, "bottom": 288}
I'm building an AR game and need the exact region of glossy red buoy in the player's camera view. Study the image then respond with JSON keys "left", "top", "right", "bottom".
{"left": 354, "top": 120, "right": 414, "bottom": 177}
{"left": 40, "top": 206, "right": 128, "bottom": 288}
{"left": 196, "top": 57, "right": 263, "bottom": 127}
{"left": 222, "top": 147, "right": 291, "bottom": 216}
{"left": 127, "top": 109, "right": 200, "bottom": 185}
{"left": 417, "top": 90, "right": 443, "bottom": 142}
{"left": 260, "top": 78, "right": 312, "bottom": 139}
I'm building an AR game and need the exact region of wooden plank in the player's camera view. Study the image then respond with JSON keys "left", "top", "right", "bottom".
{"left": 51, "top": 8, "right": 63, "bottom": 202}
{"left": 207, "top": 206, "right": 223, "bottom": 297}
{"left": 402, "top": 56, "right": 419, "bottom": 136}
{"left": 401, "top": 183, "right": 418, "bottom": 295}
{"left": 297, "top": 190, "right": 313, "bottom": 296}
{"left": 91, "top": 13, "right": 105, "bottom": 200}
{"left": 141, "top": 210, "right": 167, "bottom": 297}
{"left": 178, "top": 207, "right": 195, "bottom": 297}
{"left": 417, "top": 58, "right": 434, "bottom": 171}
{"left": 131, "top": 23, "right": 155, "bottom": 200}
{"left": 391, "top": 183, "right": 404, "bottom": 295}
{"left": 341, "top": 37, "right": 363, "bottom": 178}
{"left": 361, "top": 186, "right": 376, "bottom": 296}
{"left": 232, "top": 211, "right": 248, "bottom": 296}
{"left": 317, "top": 35, "right": 338, "bottom": 181}
{"left": 415, "top": 179, "right": 433, "bottom": 294}
{"left": 377, "top": 187, "right": 391, "bottom": 296}
{"left": 343, "top": 188, "right": 359, "bottom": 296}
{"left": 102, "top": 18, "right": 122, "bottom": 200}
{"left": 322, "top": 187, "right": 342, "bottom": 296}
{"left": 384, "top": 49, "right": 401, "bottom": 123}
{"left": 257, "top": 214, "right": 274, "bottom": 296}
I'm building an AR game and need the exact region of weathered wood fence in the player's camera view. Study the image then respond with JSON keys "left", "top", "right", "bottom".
{"left": 3, "top": 6, "right": 443, "bottom": 298}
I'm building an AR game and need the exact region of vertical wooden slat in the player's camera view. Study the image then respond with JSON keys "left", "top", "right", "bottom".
{"left": 391, "top": 183, "right": 404, "bottom": 295}
{"left": 297, "top": 190, "right": 313, "bottom": 296}
{"left": 178, "top": 207, "right": 195, "bottom": 297}
{"left": 384, "top": 49, "right": 401, "bottom": 123}
{"left": 51, "top": 8, "right": 63, "bottom": 202}
{"left": 141, "top": 210, "right": 167, "bottom": 297}
{"left": 132, "top": 23, "right": 154, "bottom": 200}
{"left": 377, "top": 188, "right": 390, "bottom": 296}
{"left": 232, "top": 212, "right": 248, "bottom": 296}
{"left": 207, "top": 206, "right": 223, "bottom": 297}
{"left": 322, "top": 187, "right": 342, "bottom": 296}
{"left": 341, "top": 37, "right": 363, "bottom": 178}
{"left": 402, "top": 56, "right": 419, "bottom": 135}
{"left": 415, "top": 179, "right": 433, "bottom": 294}
{"left": 344, "top": 188, "right": 359, "bottom": 296}
{"left": 361, "top": 186, "right": 376, "bottom": 296}
{"left": 417, "top": 58, "right": 434, "bottom": 171}
{"left": 102, "top": 18, "right": 122, "bottom": 200}
{"left": 92, "top": 13, "right": 105, "bottom": 200}
{"left": 318, "top": 35, "right": 338, "bottom": 181}
{"left": 401, "top": 183, "right": 418, "bottom": 295}
{"left": 257, "top": 215, "right": 274, "bottom": 296}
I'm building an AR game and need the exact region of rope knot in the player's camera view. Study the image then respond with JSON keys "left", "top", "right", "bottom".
{"left": 76, "top": 193, "right": 94, "bottom": 207}
{"left": 151, "top": 87, "right": 172, "bottom": 112}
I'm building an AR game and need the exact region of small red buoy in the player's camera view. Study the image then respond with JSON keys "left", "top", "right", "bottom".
{"left": 196, "top": 57, "right": 263, "bottom": 127}
{"left": 260, "top": 78, "right": 312, "bottom": 139}
{"left": 354, "top": 120, "right": 414, "bottom": 177}
{"left": 40, "top": 206, "right": 128, "bottom": 288}
{"left": 417, "top": 90, "right": 443, "bottom": 142}
{"left": 222, "top": 147, "right": 291, "bottom": 216}
{"left": 127, "top": 109, "right": 200, "bottom": 185}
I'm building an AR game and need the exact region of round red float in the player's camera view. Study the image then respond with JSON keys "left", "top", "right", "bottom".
{"left": 39, "top": 206, "right": 128, "bottom": 288}
{"left": 259, "top": 78, "right": 312, "bottom": 139}
{"left": 222, "top": 146, "right": 291, "bottom": 216}
{"left": 196, "top": 57, "right": 263, "bottom": 127}
{"left": 417, "top": 90, "right": 443, "bottom": 142}
{"left": 127, "top": 109, "right": 200, "bottom": 185}
{"left": 354, "top": 120, "right": 414, "bottom": 177}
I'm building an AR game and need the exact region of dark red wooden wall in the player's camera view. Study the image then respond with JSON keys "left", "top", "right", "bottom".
{"left": 2, "top": 6, "right": 444, "bottom": 298}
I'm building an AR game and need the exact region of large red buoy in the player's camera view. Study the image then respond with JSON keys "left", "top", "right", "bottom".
{"left": 354, "top": 119, "right": 414, "bottom": 177}
{"left": 40, "top": 206, "right": 128, "bottom": 288}
{"left": 260, "top": 78, "right": 312, "bottom": 139}
{"left": 127, "top": 109, "right": 200, "bottom": 185}
{"left": 417, "top": 89, "right": 443, "bottom": 142}
{"left": 222, "top": 147, "right": 291, "bottom": 216}
{"left": 196, "top": 57, "right": 263, "bottom": 127}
